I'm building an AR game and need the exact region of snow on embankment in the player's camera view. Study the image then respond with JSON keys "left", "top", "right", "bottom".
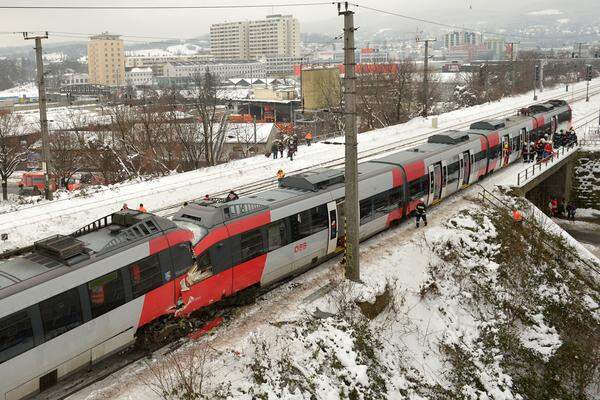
{"left": 73, "top": 194, "right": 600, "bottom": 400}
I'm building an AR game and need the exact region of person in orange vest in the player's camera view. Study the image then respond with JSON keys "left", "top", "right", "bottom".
{"left": 512, "top": 208, "right": 523, "bottom": 224}
{"left": 305, "top": 131, "right": 313, "bottom": 146}
{"left": 138, "top": 203, "right": 147, "bottom": 213}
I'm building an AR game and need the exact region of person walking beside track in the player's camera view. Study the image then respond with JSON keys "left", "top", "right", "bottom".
{"left": 271, "top": 141, "right": 279, "bottom": 159}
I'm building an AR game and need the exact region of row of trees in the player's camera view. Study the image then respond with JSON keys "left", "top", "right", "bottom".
{"left": 0, "top": 70, "right": 224, "bottom": 200}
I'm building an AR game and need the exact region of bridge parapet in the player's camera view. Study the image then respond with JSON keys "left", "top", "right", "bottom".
{"left": 516, "top": 146, "right": 579, "bottom": 187}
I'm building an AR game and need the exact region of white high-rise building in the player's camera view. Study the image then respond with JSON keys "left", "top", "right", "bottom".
{"left": 211, "top": 15, "right": 300, "bottom": 61}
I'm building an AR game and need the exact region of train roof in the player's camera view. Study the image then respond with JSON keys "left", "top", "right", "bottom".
{"left": 0, "top": 210, "right": 177, "bottom": 297}
{"left": 173, "top": 164, "right": 397, "bottom": 228}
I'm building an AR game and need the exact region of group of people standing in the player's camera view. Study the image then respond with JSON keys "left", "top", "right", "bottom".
{"left": 548, "top": 197, "right": 577, "bottom": 221}
{"left": 522, "top": 127, "right": 578, "bottom": 163}
{"left": 270, "top": 132, "right": 315, "bottom": 162}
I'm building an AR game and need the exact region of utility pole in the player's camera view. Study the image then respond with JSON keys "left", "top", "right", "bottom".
{"left": 24, "top": 32, "right": 53, "bottom": 200}
{"left": 417, "top": 37, "right": 436, "bottom": 117}
{"left": 507, "top": 42, "right": 515, "bottom": 95}
{"left": 338, "top": 1, "right": 360, "bottom": 282}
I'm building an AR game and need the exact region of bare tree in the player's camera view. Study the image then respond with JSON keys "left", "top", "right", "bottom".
{"left": 191, "top": 69, "right": 219, "bottom": 166}
{"left": 0, "top": 111, "right": 27, "bottom": 200}
{"left": 49, "top": 129, "right": 83, "bottom": 189}
{"left": 139, "top": 344, "right": 217, "bottom": 400}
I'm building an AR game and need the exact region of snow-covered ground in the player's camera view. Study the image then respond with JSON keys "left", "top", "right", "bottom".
{"left": 0, "top": 83, "right": 38, "bottom": 99}
{"left": 68, "top": 158, "right": 600, "bottom": 400}
{"left": 1, "top": 79, "right": 600, "bottom": 254}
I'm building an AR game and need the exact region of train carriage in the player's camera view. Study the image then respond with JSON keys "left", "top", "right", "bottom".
{"left": 0, "top": 99, "right": 572, "bottom": 400}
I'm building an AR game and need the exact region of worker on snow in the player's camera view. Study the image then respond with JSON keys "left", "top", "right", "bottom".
{"left": 415, "top": 200, "right": 427, "bottom": 228}
{"left": 138, "top": 203, "right": 147, "bottom": 213}
{"left": 305, "top": 131, "right": 313, "bottom": 146}
{"left": 121, "top": 203, "right": 129, "bottom": 211}
{"left": 512, "top": 208, "right": 523, "bottom": 225}
{"left": 566, "top": 201, "right": 577, "bottom": 221}
{"left": 271, "top": 141, "right": 279, "bottom": 159}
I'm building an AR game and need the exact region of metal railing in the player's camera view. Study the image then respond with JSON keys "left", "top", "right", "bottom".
{"left": 516, "top": 145, "right": 578, "bottom": 186}
{"left": 579, "top": 139, "right": 600, "bottom": 146}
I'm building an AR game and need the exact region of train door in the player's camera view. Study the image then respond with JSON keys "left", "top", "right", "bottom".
{"left": 440, "top": 161, "right": 448, "bottom": 199}
{"left": 520, "top": 128, "right": 528, "bottom": 154}
{"left": 326, "top": 201, "right": 338, "bottom": 254}
{"left": 336, "top": 199, "right": 345, "bottom": 247}
{"left": 458, "top": 153, "right": 464, "bottom": 188}
{"left": 462, "top": 151, "right": 471, "bottom": 185}
{"left": 428, "top": 163, "right": 442, "bottom": 204}
{"left": 427, "top": 165, "right": 435, "bottom": 205}
{"left": 501, "top": 135, "right": 510, "bottom": 167}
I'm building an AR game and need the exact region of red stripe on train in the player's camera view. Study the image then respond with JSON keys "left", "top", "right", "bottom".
{"left": 149, "top": 229, "right": 194, "bottom": 255}
{"left": 403, "top": 160, "right": 426, "bottom": 182}
{"left": 392, "top": 168, "right": 402, "bottom": 188}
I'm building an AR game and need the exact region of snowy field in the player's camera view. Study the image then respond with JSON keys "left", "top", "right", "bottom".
{"left": 1, "top": 79, "right": 600, "bottom": 255}
{"left": 68, "top": 156, "right": 599, "bottom": 400}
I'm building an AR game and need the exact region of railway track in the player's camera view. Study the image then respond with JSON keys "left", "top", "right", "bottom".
{"left": 153, "top": 84, "right": 600, "bottom": 217}
{"left": 25, "top": 96, "right": 600, "bottom": 400}
{"left": 2, "top": 83, "right": 599, "bottom": 261}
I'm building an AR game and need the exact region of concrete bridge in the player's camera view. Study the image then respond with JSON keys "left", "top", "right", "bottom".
{"left": 509, "top": 140, "right": 600, "bottom": 210}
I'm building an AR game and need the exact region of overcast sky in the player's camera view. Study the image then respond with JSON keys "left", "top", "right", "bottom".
{"left": 0, "top": 0, "right": 574, "bottom": 47}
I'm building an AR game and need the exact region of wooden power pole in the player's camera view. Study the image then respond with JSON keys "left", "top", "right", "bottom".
{"left": 24, "top": 31, "right": 53, "bottom": 200}
{"left": 417, "top": 38, "right": 436, "bottom": 117}
{"left": 338, "top": 1, "right": 360, "bottom": 282}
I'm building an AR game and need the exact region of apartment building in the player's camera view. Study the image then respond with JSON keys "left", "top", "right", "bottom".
{"left": 443, "top": 31, "right": 483, "bottom": 49}
{"left": 125, "top": 67, "right": 154, "bottom": 86}
{"left": 87, "top": 33, "right": 125, "bottom": 86}
{"left": 210, "top": 15, "right": 300, "bottom": 61}
{"left": 161, "top": 60, "right": 266, "bottom": 84}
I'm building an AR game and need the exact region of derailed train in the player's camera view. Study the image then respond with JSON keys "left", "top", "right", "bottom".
{"left": 0, "top": 100, "right": 571, "bottom": 399}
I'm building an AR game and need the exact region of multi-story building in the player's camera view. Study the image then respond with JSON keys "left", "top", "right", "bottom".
{"left": 125, "top": 67, "right": 154, "bottom": 86}
{"left": 125, "top": 53, "right": 214, "bottom": 68}
{"left": 60, "top": 73, "right": 89, "bottom": 86}
{"left": 264, "top": 56, "right": 308, "bottom": 75}
{"left": 161, "top": 60, "right": 267, "bottom": 84}
{"left": 443, "top": 31, "right": 483, "bottom": 49}
{"left": 210, "top": 15, "right": 300, "bottom": 61}
{"left": 87, "top": 33, "right": 125, "bottom": 86}
{"left": 484, "top": 37, "right": 507, "bottom": 60}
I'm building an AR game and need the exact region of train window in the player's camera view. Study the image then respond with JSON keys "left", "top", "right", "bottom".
{"left": 389, "top": 188, "right": 402, "bottom": 206}
{"left": 0, "top": 310, "right": 34, "bottom": 363}
{"left": 309, "top": 205, "right": 329, "bottom": 234}
{"left": 474, "top": 151, "right": 486, "bottom": 162}
{"left": 267, "top": 220, "right": 287, "bottom": 251}
{"left": 447, "top": 162, "right": 460, "bottom": 184}
{"left": 39, "top": 288, "right": 83, "bottom": 341}
{"left": 171, "top": 242, "right": 194, "bottom": 277}
{"left": 240, "top": 228, "right": 266, "bottom": 263}
{"left": 87, "top": 270, "right": 126, "bottom": 319}
{"left": 490, "top": 145, "right": 501, "bottom": 158}
{"left": 290, "top": 210, "right": 312, "bottom": 242}
{"left": 129, "top": 255, "right": 163, "bottom": 298}
{"left": 408, "top": 176, "right": 428, "bottom": 200}
{"left": 359, "top": 198, "right": 372, "bottom": 223}
{"left": 373, "top": 192, "right": 388, "bottom": 214}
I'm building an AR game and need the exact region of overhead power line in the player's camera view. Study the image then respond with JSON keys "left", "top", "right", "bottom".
{"left": 0, "top": 2, "right": 333, "bottom": 9}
